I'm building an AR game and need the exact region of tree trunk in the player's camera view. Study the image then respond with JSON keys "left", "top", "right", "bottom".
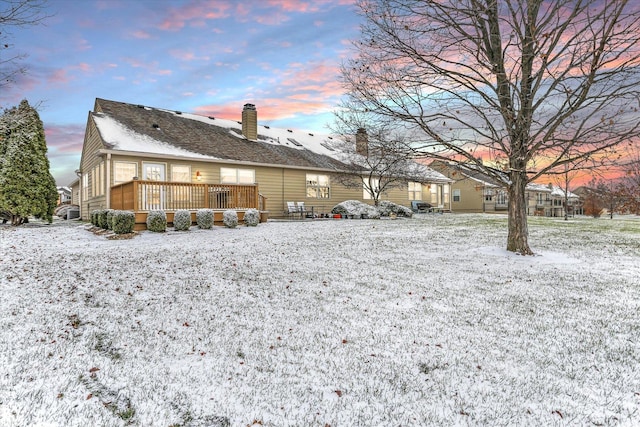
{"left": 507, "top": 172, "right": 533, "bottom": 255}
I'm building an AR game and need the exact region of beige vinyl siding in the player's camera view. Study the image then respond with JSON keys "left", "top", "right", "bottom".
{"left": 79, "top": 116, "right": 108, "bottom": 219}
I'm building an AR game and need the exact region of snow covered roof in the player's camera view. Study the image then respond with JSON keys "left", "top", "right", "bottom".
{"left": 526, "top": 182, "right": 552, "bottom": 193}
{"left": 92, "top": 98, "right": 351, "bottom": 171}
{"left": 90, "top": 99, "right": 449, "bottom": 183}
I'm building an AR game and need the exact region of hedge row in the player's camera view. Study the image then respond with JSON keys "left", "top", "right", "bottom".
{"left": 90, "top": 209, "right": 135, "bottom": 234}
{"left": 91, "top": 208, "right": 260, "bottom": 234}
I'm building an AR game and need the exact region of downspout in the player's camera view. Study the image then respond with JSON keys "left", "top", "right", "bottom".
{"left": 106, "top": 153, "right": 111, "bottom": 209}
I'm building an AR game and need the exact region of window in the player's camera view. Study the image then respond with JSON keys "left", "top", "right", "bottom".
{"left": 484, "top": 188, "right": 493, "bottom": 202}
{"left": 496, "top": 190, "right": 507, "bottom": 205}
{"left": 114, "top": 162, "right": 137, "bottom": 184}
{"left": 443, "top": 184, "right": 450, "bottom": 204}
{"left": 430, "top": 184, "right": 438, "bottom": 204}
{"left": 171, "top": 165, "right": 191, "bottom": 205}
{"left": 221, "top": 167, "right": 255, "bottom": 184}
{"left": 408, "top": 182, "right": 422, "bottom": 200}
{"left": 171, "top": 165, "right": 191, "bottom": 182}
{"left": 453, "top": 189, "right": 461, "bottom": 202}
{"left": 82, "top": 173, "right": 89, "bottom": 200}
{"left": 91, "top": 163, "right": 104, "bottom": 197}
{"left": 306, "top": 174, "right": 330, "bottom": 199}
{"left": 364, "top": 178, "right": 379, "bottom": 200}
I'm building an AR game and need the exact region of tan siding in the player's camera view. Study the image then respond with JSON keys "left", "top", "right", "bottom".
{"left": 79, "top": 115, "right": 108, "bottom": 219}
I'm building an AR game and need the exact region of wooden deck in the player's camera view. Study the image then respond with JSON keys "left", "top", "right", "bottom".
{"left": 110, "top": 180, "right": 268, "bottom": 230}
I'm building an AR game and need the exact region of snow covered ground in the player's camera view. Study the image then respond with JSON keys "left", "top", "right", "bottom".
{"left": 1, "top": 214, "right": 639, "bottom": 426}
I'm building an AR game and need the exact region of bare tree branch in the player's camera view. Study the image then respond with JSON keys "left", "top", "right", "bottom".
{"left": 0, "top": 0, "right": 49, "bottom": 90}
{"left": 342, "top": 0, "right": 640, "bottom": 253}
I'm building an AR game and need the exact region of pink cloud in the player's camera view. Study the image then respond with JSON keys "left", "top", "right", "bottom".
{"left": 158, "top": 1, "right": 232, "bottom": 31}
{"left": 168, "top": 50, "right": 210, "bottom": 61}
{"left": 193, "top": 98, "right": 333, "bottom": 123}
{"left": 48, "top": 69, "right": 70, "bottom": 84}
{"left": 77, "top": 63, "right": 92, "bottom": 73}
{"left": 45, "top": 124, "right": 86, "bottom": 154}
{"left": 132, "top": 30, "right": 152, "bottom": 39}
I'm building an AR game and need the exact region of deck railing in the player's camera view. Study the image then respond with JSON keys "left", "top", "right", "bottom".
{"left": 110, "top": 180, "right": 265, "bottom": 212}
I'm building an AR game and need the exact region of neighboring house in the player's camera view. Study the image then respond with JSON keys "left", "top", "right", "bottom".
{"left": 77, "top": 98, "right": 450, "bottom": 227}
{"left": 429, "top": 160, "right": 510, "bottom": 213}
{"left": 524, "top": 183, "right": 552, "bottom": 216}
{"left": 430, "top": 160, "right": 572, "bottom": 216}
{"left": 57, "top": 186, "right": 72, "bottom": 205}
{"left": 549, "top": 185, "right": 581, "bottom": 217}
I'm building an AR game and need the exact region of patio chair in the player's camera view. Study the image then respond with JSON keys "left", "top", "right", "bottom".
{"left": 286, "top": 201, "right": 298, "bottom": 218}
{"left": 297, "top": 202, "right": 307, "bottom": 217}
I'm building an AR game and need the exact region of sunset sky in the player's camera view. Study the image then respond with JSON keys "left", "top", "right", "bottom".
{"left": 2, "top": 0, "right": 360, "bottom": 185}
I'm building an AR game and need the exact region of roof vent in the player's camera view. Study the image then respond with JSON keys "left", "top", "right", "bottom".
{"left": 152, "top": 123, "right": 160, "bottom": 129}
{"left": 137, "top": 104, "right": 144, "bottom": 108}
{"left": 263, "top": 125, "right": 270, "bottom": 129}
{"left": 287, "top": 137, "right": 303, "bottom": 147}
{"left": 175, "top": 111, "right": 182, "bottom": 115}
{"left": 287, "top": 129, "right": 293, "bottom": 133}
{"left": 208, "top": 116, "right": 215, "bottom": 120}
{"left": 308, "top": 133, "right": 314, "bottom": 136}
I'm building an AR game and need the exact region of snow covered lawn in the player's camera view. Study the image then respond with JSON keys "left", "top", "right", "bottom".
{"left": 1, "top": 214, "right": 639, "bottom": 426}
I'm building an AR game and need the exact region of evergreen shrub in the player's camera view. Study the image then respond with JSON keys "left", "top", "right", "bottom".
{"left": 146, "top": 210, "right": 167, "bottom": 232}
{"left": 223, "top": 209, "right": 238, "bottom": 228}
{"left": 97, "top": 209, "right": 109, "bottom": 229}
{"left": 173, "top": 209, "right": 191, "bottom": 231}
{"left": 196, "top": 209, "right": 214, "bottom": 229}
{"left": 106, "top": 209, "right": 115, "bottom": 230}
{"left": 112, "top": 211, "right": 135, "bottom": 234}
{"left": 243, "top": 208, "right": 260, "bottom": 227}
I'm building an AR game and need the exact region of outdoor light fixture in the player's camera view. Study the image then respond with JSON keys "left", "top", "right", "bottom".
{"left": 196, "top": 171, "right": 202, "bottom": 181}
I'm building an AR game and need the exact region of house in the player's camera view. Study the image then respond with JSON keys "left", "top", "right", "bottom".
{"left": 549, "top": 185, "right": 581, "bottom": 217}
{"left": 56, "top": 186, "right": 72, "bottom": 205}
{"left": 429, "top": 160, "right": 567, "bottom": 216}
{"left": 429, "top": 160, "right": 510, "bottom": 213}
{"left": 77, "top": 98, "right": 451, "bottom": 228}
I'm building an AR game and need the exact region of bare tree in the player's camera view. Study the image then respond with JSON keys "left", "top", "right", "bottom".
{"left": 1, "top": 0, "right": 49, "bottom": 91}
{"left": 331, "top": 110, "right": 433, "bottom": 205}
{"left": 616, "top": 146, "right": 640, "bottom": 214}
{"left": 342, "top": 0, "right": 640, "bottom": 254}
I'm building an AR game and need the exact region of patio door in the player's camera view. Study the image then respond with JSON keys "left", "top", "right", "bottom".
{"left": 143, "top": 163, "right": 166, "bottom": 210}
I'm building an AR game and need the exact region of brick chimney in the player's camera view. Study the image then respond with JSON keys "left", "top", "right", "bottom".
{"left": 242, "top": 103, "right": 257, "bottom": 140}
{"left": 356, "top": 127, "right": 368, "bottom": 156}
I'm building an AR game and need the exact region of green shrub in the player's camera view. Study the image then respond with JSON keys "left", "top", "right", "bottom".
{"left": 97, "top": 209, "right": 109, "bottom": 229}
{"left": 173, "top": 209, "right": 191, "bottom": 231}
{"left": 106, "top": 209, "right": 115, "bottom": 230}
{"left": 244, "top": 209, "right": 260, "bottom": 227}
{"left": 223, "top": 209, "right": 238, "bottom": 228}
{"left": 196, "top": 209, "right": 214, "bottom": 229}
{"left": 112, "top": 211, "right": 135, "bottom": 234}
{"left": 90, "top": 210, "right": 97, "bottom": 226}
{"left": 146, "top": 210, "right": 167, "bottom": 232}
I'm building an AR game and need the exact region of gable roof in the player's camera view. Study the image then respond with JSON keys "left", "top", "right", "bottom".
{"left": 92, "top": 98, "right": 349, "bottom": 171}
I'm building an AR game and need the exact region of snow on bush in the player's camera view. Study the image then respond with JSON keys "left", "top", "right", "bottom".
{"left": 243, "top": 208, "right": 260, "bottom": 227}
{"left": 112, "top": 211, "right": 135, "bottom": 234}
{"left": 173, "top": 209, "right": 191, "bottom": 231}
{"left": 196, "top": 209, "right": 214, "bottom": 229}
{"left": 106, "top": 209, "right": 115, "bottom": 230}
{"left": 378, "top": 200, "right": 413, "bottom": 218}
{"left": 223, "top": 209, "right": 238, "bottom": 228}
{"left": 90, "top": 210, "right": 98, "bottom": 226}
{"left": 146, "top": 210, "right": 167, "bottom": 232}
{"left": 331, "top": 200, "right": 381, "bottom": 219}
{"left": 97, "top": 209, "right": 110, "bottom": 229}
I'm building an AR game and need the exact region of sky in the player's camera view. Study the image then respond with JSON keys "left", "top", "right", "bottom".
{"left": 2, "top": 0, "right": 361, "bottom": 186}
